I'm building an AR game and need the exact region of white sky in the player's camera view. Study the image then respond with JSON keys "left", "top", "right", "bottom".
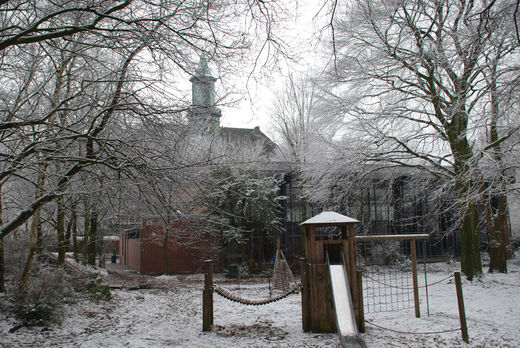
{"left": 216, "top": 2, "right": 331, "bottom": 137}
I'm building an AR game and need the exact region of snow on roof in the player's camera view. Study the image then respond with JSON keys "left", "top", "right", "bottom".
{"left": 300, "top": 211, "right": 359, "bottom": 225}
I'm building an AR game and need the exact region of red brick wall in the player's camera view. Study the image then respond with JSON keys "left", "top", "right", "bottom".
{"left": 119, "top": 221, "right": 221, "bottom": 274}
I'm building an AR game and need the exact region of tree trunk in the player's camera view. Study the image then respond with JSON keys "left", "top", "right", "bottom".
{"left": 238, "top": 242, "right": 258, "bottom": 272}
{"left": 162, "top": 232, "right": 169, "bottom": 274}
{"left": 71, "top": 204, "right": 79, "bottom": 263}
{"left": 19, "top": 162, "right": 48, "bottom": 294}
{"left": 36, "top": 217, "right": 43, "bottom": 254}
{"left": 87, "top": 209, "right": 97, "bottom": 266}
{"left": 459, "top": 201, "right": 482, "bottom": 280}
{"left": 484, "top": 62, "right": 508, "bottom": 273}
{"left": 487, "top": 193, "right": 508, "bottom": 273}
{"left": 65, "top": 208, "right": 73, "bottom": 250}
{"left": 82, "top": 198, "right": 90, "bottom": 264}
{"left": 0, "top": 237, "right": 4, "bottom": 293}
{"left": 19, "top": 212, "right": 41, "bottom": 295}
{"left": 0, "top": 184, "right": 4, "bottom": 292}
{"left": 57, "top": 195, "right": 66, "bottom": 264}
{"left": 448, "top": 106, "right": 483, "bottom": 280}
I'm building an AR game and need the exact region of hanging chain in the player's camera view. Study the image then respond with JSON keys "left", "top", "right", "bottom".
{"left": 213, "top": 284, "right": 301, "bottom": 306}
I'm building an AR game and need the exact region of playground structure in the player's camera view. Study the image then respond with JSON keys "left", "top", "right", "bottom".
{"left": 299, "top": 211, "right": 365, "bottom": 346}
{"left": 202, "top": 211, "right": 469, "bottom": 346}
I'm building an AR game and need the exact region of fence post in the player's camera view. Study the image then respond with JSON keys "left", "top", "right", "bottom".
{"left": 356, "top": 270, "right": 365, "bottom": 333}
{"left": 300, "top": 257, "right": 310, "bottom": 332}
{"left": 410, "top": 239, "right": 420, "bottom": 318}
{"left": 454, "top": 272, "right": 469, "bottom": 343}
{"left": 202, "top": 259, "right": 213, "bottom": 332}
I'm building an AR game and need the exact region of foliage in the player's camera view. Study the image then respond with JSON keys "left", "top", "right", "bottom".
{"left": 15, "top": 301, "right": 57, "bottom": 327}
{"left": 205, "top": 165, "right": 284, "bottom": 244}
{"left": 83, "top": 274, "right": 112, "bottom": 303}
{"left": 202, "top": 162, "right": 285, "bottom": 271}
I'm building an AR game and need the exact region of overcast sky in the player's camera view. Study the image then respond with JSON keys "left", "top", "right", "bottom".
{"left": 217, "top": 2, "right": 330, "bottom": 136}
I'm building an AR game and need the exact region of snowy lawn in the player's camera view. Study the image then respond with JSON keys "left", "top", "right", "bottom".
{"left": 1, "top": 255, "right": 519, "bottom": 347}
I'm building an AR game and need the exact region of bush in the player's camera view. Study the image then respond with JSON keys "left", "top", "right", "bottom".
{"left": 84, "top": 275, "right": 112, "bottom": 302}
{"left": 7, "top": 260, "right": 112, "bottom": 327}
{"left": 13, "top": 264, "right": 69, "bottom": 325}
{"left": 16, "top": 301, "right": 57, "bottom": 325}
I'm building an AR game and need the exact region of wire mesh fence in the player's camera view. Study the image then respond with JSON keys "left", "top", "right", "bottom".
{"left": 357, "top": 239, "right": 415, "bottom": 314}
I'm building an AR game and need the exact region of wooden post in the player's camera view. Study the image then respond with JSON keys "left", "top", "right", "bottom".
{"left": 348, "top": 224, "right": 359, "bottom": 326}
{"left": 300, "top": 258, "right": 310, "bottom": 332}
{"left": 202, "top": 259, "right": 213, "bottom": 332}
{"left": 454, "top": 272, "right": 469, "bottom": 343}
{"left": 411, "top": 239, "right": 420, "bottom": 318}
{"left": 356, "top": 270, "right": 365, "bottom": 333}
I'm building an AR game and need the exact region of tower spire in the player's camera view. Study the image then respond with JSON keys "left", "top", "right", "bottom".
{"left": 189, "top": 53, "right": 221, "bottom": 135}
{"left": 195, "top": 52, "right": 212, "bottom": 77}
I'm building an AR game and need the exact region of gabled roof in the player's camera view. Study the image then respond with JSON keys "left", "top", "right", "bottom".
{"left": 219, "top": 126, "right": 277, "bottom": 154}
{"left": 300, "top": 211, "right": 359, "bottom": 225}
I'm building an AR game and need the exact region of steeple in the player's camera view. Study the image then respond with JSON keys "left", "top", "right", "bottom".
{"left": 189, "top": 53, "right": 221, "bottom": 135}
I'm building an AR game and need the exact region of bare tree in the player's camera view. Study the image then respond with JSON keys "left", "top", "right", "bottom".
{"left": 317, "top": 0, "right": 520, "bottom": 279}
{"left": 0, "top": 0, "right": 287, "bottom": 292}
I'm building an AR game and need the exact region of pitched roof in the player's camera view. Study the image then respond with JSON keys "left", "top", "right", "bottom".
{"left": 300, "top": 211, "right": 359, "bottom": 225}
{"left": 219, "top": 126, "right": 277, "bottom": 154}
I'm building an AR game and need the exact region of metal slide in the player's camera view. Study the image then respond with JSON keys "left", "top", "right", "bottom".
{"left": 327, "top": 252, "right": 366, "bottom": 348}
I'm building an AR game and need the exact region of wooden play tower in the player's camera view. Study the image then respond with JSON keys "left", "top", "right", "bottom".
{"left": 300, "top": 211, "right": 364, "bottom": 334}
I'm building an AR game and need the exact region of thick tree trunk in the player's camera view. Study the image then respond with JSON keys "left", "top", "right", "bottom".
{"left": 449, "top": 109, "right": 483, "bottom": 280}
{"left": 459, "top": 201, "right": 482, "bottom": 280}
{"left": 484, "top": 66, "right": 508, "bottom": 273}
{"left": 57, "top": 195, "right": 66, "bottom": 264}
{"left": 487, "top": 193, "right": 508, "bottom": 273}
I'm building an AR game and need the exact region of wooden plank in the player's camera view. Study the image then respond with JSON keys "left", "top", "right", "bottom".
{"left": 310, "top": 264, "right": 335, "bottom": 333}
{"left": 323, "top": 240, "right": 345, "bottom": 245}
{"left": 316, "top": 240, "right": 324, "bottom": 264}
{"left": 309, "top": 225, "right": 317, "bottom": 263}
{"left": 355, "top": 234, "right": 429, "bottom": 241}
{"left": 348, "top": 224, "right": 359, "bottom": 327}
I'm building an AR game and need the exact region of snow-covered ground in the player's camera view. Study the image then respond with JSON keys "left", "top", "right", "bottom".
{"left": 1, "top": 255, "right": 519, "bottom": 347}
